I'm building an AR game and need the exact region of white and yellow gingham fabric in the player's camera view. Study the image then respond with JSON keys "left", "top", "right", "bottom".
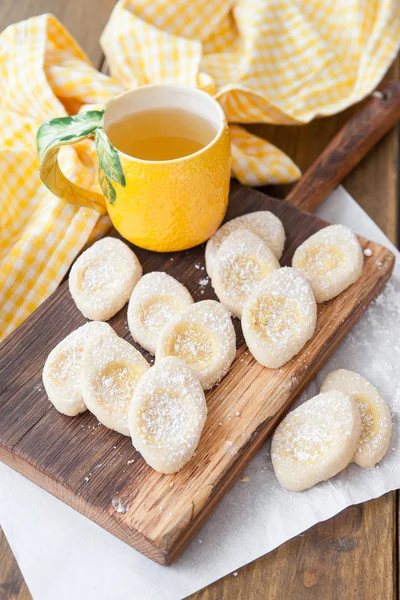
{"left": 1, "top": 1, "right": 399, "bottom": 340}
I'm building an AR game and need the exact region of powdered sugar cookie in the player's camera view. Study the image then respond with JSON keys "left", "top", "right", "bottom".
{"left": 69, "top": 237, "right": 142, "bottom": 321}
{"left": 271, "top": 390, "right": 361, "bottom": 491}
{"left": 43, "top": 321, "right": 116, "bottom": 416}
{"left": 292, "top": 225, "right": 363, "bottom": 303}
{"left": 82, "top": 328, "right": 150, "bottom": 435}
{"left": 129, "top": 356, "right": 207, "bottom": 473}
{"left": 211, "top": 229, "right": 280, "bottom": 318}
{"left": 205, "top": 210, "right": 285, "bottom": 276}
{"left": 321, "top": 369, "right": 392, "bottom": 468}
{"left": 127, "top": 272, "right": 194, "bottom": 354}
{"left": 242, "top": 267, "right": 316, "bottom": 369}
{"left": 156, "top": 300, "right": 236, "bottom": 390}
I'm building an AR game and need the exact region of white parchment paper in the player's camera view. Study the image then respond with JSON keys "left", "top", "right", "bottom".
{"left": 1, "top": 186, "right": 399, "bottom": 600}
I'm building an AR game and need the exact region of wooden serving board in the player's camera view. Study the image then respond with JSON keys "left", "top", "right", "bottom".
{"left": 0, "top": 181, "right": 395, "bottom": 565}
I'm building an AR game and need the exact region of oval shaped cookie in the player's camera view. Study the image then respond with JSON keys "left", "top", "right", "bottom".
{"left": 321, "top": 369, "right": 392, "bottom": 468}
{"left": 127, "top": 272, "right": 193, "bottom": 354}
{"left": 242, "top": 267, "right": 316, "bottom": 369}
{"left": 292, "top": 224, "right": 363, "bottom": 303}
{"left": 43, "top": 321, "right": 116, "bottom": 416}
{"left": 156, "top": 300, "right": 236, "bottom": 390}
{"left": 205, "top": 210, "right": 285, "bottom": 276}
{"left": 129, "top": 356, "right": 207, "bottom": 474}
{"left": 211, "top": 229, "right": 280, "bottom": 318}
{"left": 82, "top": 328, "right": 150, "bottom": 435}
{"left": 271, "top": 390, "right": 361, "bottom": 491}
{"left": 69, "top": 237, "right": 142, "bottom": 320}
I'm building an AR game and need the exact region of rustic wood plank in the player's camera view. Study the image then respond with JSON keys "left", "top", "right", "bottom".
{"left": 0, "top": 533, "right": 31, "bottom": 600}
{"left": 188, "top": 494, "right": 396, "bottom": 600}
{"left": 0, "top": 182, "right": 394, "bottom": 565}
{"left": 285, "top": 81, "right": 400, "bottom": 213}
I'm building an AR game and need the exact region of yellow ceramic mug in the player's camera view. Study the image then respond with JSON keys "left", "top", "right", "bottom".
{"left": 37, "top": 85, "right": 231, "bottom": 252}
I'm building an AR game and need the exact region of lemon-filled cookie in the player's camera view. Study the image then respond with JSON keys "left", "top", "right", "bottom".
{"left": 271, "top": 390, "right": 361, "bottom": 492}
{"left": 242, "top": 267, "right": 316, "bottom": 369}
{"left": 321, "top": 369, "right": 392, "bottom": 468}
{"left": 129, "top": 356, "right": 207, "bottom": 473}
{"left": 128, "top": 272, "right": 194, "bottom": 354}
{"left": 43, "top": 321, "right": 116, "bottom": 416}
{"left": 205, "top": 210, "right": 285, "bottom": 277}
{"left": 156, "top": 300, "right": 236, "bottom": 390}
{"left": 211, "top": 229, "right": 280, "bottom": 318}
{"left": 292, "top": 224, "right": 363, "bottom": 303}
{"left": 69, "top": 237, "right": 142, "bottom": 321}
{"left": 82, "top": 328, "right": 150, "bottom": 435}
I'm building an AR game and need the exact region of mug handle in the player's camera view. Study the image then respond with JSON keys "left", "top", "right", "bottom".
{"left": 37, "top": 109, "right": 126, "bottom": 215}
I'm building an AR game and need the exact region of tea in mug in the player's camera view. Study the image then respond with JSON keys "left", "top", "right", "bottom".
{"left": 106, "top": 107, "right": 218, "bottom": 161}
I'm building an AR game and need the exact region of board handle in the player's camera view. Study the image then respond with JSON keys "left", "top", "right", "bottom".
{"left": 286, "top": 81, "right": 400, "bottom": 212}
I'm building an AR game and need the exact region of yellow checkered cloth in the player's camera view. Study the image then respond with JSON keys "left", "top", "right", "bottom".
{"left": 1, "top": 2, "right": 399, "bottom": 341}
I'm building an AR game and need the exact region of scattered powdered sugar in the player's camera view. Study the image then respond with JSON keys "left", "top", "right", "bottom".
{"left": 128, "top": 272, "right": 193, "bottom": 352}
{"left": 111, "top": 497, "right": 130, "bottom": 514}
{"left": 205, "top": 210, "right": 285, "bottom": 277}
{"left": 243, "top": 267, "right": 316, "bottom": 368}
{"left": 45, "top": 324, "right": 101, "bottom": 388}
{"left": 84, "top": 332, "right": 150, "bottom": 431}
{"left": 364, "top": 248, "right": 373, "bottom": 257}
{"left": 391, "top": 387, "right": 400, "bottom": 414}
{"left": 321, "top": 370, "right": 392, "bottom": 462}
{"left": 71, "top": 237, "right": 141, "bottom": 309}
{"left": 199, "top": 277, "right": 209, "bottom": 287}
{"left": 132, "top": 357, "right": 207, "bottom": 471}
{"left": 158, "top": 300, "right": 236, "bottom": 390}
{"left": 139, "top": 391, "right": 189, "bottom": 445}
{"left": 292, "top": 224, "right": 363, "bottom": 301}
{"left": 272, "top": 391, "right": 358, "bottom": 467}
{"left": 224, "top": 440, "right": 236, "bottom": 455}
{"left": 97, "top": 365, "right": 138, "bottom": 414}
{"left": 212, "top": 229, "right": 279, "bottom": 312}
{"left": 141, "top": 299, "right": 181, "bottom": 336}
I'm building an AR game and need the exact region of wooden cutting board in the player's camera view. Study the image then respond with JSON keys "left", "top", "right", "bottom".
{"left": 0, "top": 180, "right": 395, "bottom": 565}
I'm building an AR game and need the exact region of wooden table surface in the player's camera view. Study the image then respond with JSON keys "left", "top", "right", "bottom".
{"left": 0, "top": 2, "right": 398, "bottom": 599}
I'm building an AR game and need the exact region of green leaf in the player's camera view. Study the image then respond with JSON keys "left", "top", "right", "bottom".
{"left": 98, "top": 168, "right": 116, "bottom": 204}
{"left": 36, "top": 110, "right": 105, "bottom": 161}
{"left": 95, "top": 128, "right": 126, "bottom": 188}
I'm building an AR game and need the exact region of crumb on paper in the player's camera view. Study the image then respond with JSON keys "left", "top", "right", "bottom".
{"left": 169, "top": 482, "right": 174, "bottom": 487}
{"left": 233, "top": 572, "right": 238, "bottom": 577}
{"left": 127, "top": 459, "right": 135, "bottom": 465}
{"left": 195, "top": 263, "right": 201, "bottom": 269}
{"left": 241, "top": 476, "right": 249, "bottom": 483}
{"left": 364, "top": 248, "right": 373, "bottom": 257}
{"left": 236, "top": 411, "right": 241, "bottom": 417}
{"left": 84, "top": 476, "right": 89, "bottom": 482}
